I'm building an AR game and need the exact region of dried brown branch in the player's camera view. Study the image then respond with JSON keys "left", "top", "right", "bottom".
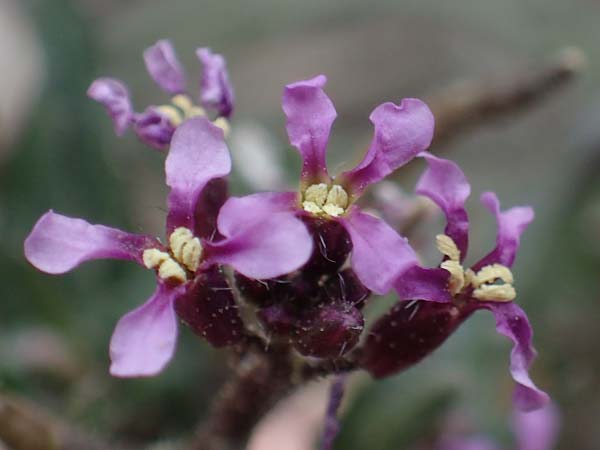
{"left": 428, "top": 47, "right": 586, "bottom": 146}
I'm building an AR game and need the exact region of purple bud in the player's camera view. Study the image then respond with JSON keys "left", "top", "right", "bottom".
{"left": 361, "top": 300, "right": 473, "bottom": 378}
{"left": 301, "top": 217, "right": 352, "bottom": 275}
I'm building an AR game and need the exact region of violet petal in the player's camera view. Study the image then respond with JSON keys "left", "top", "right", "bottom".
{"left": 133, "top": 106, "right": 176, "bottom": 150}
{"left": 87, "top": 78, "right": 134, "bottom": 136}
{"left": 436, "top": 437, "right": 500, "bottom": 450}
{"left": 282, "top": 75, "right": 336, "bottom": 184}
{"left": 165, "top": 117, "right": 231, "bottom": 233}
{"left": 473, "top": 192, "right": 534, "bottom": 270}
{"left": 109, "top": 282, "right": 181, "bottom": 377}
{"left": 197, "top": 47, "right": 234, "bottom": 118}
{"left": 513, "top": 402, "right": 560, "bottom": 450}
{"left": 483, "top": 302, "right": 550, "bottom": 411}
{"left": 416, "top": 153, "right": 470, "bottom": 260}
{"left": 340, "top": 207, "right": 418, "bottom": 295}
{"left": 24, "top": 210, "right": 158, "bottom": 274}
{"left": 143, "top": 39, "right": 186, "bottom": 94}
{"left": 340, "top": 98, "right": 434, "bottom": 195}
{"left": 394, "top": 266, "right": 452, "bottom": 303}
{"left": 206, "top": 199, "right": 313, "bottom": 279}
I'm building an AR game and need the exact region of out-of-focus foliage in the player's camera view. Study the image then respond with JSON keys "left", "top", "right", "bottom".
{"left": 1, "top": 0, "right": 599, "bottom": 448}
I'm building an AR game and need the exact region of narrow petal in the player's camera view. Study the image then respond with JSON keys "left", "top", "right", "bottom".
{"left": 320, "top": 375, "right": 347, "bottom": 450}
{"left": 473, "top": 192, "right": 534, "bottom": 270}
{"left": 143, "top": 40, "right": 186, "bottom": 94}
{"left": 133, "top": 106, "right": 176, "bottom": 150}
{"left": 174, "top": 265, "right": 244, "bottom": 347}
{"left": 206, "top": 198, "right": 312, "bottom": 279}
{"left": 483, "top": 302, "right": 550, "bottom": 411}
{"left": 361, "top": 300, "right": 470, "bottom": 378}
{"left": 282, "top": 75, "right": 336, "bottom": 184}
{"left": 165, "top": 117, "right": 231, "bottom": 233}
{"left": 394, "top": 266, "right": 452, "bottom": 303}
{"left": 415, "top": 153, "right": 470, "bottom": 260}
{"left": 513, "top": 402, "right": 559, "bottom": 450}
{"left": 24, "top": 211, "right": 158, "bottom": 274}
{"left": 340, "top": 99, "right": 434, "bottom": 196}
{"left": 87, "top": 78, "right": 133, "bottom": 135}
{"left": 109, "top": 283, "right": 181, "bottom": 377}
{"left": 197, "top": 48, "right": 234, "bottom": 118}
{"left": 340, "top": 208, "right": 418, "bottom": 294}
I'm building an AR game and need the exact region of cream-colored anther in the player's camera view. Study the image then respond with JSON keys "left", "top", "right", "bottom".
{"left": 172, "top": 95, "right": 194, "bottom": 112}
{"left": 157, "top": 258, "right": 187, "bottom": 284}
{"left": 473, "top": 264, "right": 514, "bottom": 287}
{"left": 169, "top": 227, "right": 202, "bottom": 272}
{"left": 464, "top": 268, "right": 476, "bottom": 288}
{"left": 322, "top": 203, "right": 345, "bottom": 217}
{"left": 435, "top": 234, "right": 461, "bottom": 262}
{"left": 304, "top": 183, "right": 329, "bottom": 207}
{"left": 212, "top": 117, "right": 230, "bottom": 137}
{"left": 473, "top": 284, "right": 516, "bottom": 302}
{"left": 326, "top": 185, "right": 348, "bottom": 210}
{"left": 302, "top": 201, "right": 323, "bottom": 214}
{"left": 156, "top": 105, "right": 183, "bottom": 126}
{"left": 143, "top": 248, "right": 170, "bottom": 269}
{"left": 441, "top": 260, "right": 465, "bottom": 295}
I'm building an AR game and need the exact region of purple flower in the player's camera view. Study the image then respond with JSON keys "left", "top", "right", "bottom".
{"left": 87, "top": 40, "right": 234, "bottom": 150}
{"left": 24, "top": 117, "right": 312, "bottom": 377}
{"left": 361, "top": 153, "right": 550, "bottom": 411}
{"left": 266, "top": 74, "right": 435, "bottom": 295}
{"left": 436, "top": 403, "right": 559, "bottom": 450}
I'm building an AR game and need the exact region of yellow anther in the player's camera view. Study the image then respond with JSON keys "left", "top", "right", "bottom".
{"left": 143, "top": 248, "right": 170, "bottom": 269}
{"left": 169, "top": 227, "right": 202, "bottom": 272}
{"left": 156, "top": 105, "right": 184, "bottom": 126}
{"left": 172, "top": 95, "right": 194, "bottom": 113}
{"left": 304, "top": 183, "right": 329, "bottom": 207}
{"left": 157, "top": 258, "right": 187, "bottom": 284}
{"left": 302, "top": 201, "right": 323, "bottom": 214}
{"left": 326, "top": 185, "right": 348, "bottom": 210}
{"left": 322, "top": 203, "right": 345, "bottom": 217}
{"left": 441, "top": 260, "right": 465, "bottom": 295}
{"left": 464, "top": 268, "right": 476, "bottom": 288}
{"left": 473, "top": 284, "right": 516, "bottom": 302}
{"left": 473, "top": 264, "right": 514, "bottom": 287}
{"left": 187, "top": 106, "right": 207, "bottom": 118}
{"left": 181, "top": 237, "right": 202, "bottom": 272}
{"left": 212, "top": 117, "right": 230, "bottom": 137}
{"left": 436, "top": 234, "right": 461, "bottom": 262}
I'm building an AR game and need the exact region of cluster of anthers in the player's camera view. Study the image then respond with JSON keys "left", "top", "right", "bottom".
{"left": 302, "top": 183, "right": 350, "bottom": 217}
{"left": 435, "top": 234, "right": 516, "bottom": 302}
{"left": 157, "top": 94, "right": 230, "bottom": 136}
{"left": 142, "top": 227, "right": 202, "bottom": 284}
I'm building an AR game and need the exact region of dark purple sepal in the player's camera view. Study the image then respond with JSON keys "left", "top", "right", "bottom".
{"left": 193, "top": 177, "right": 229, "bottom": 240}
{"left": 361, "top": 300, "right": 473, "bottom": 378}
{"left": 257, "top": 303, "right": 297, "bottom": 336}
{"left": 234, "top": 272, "right": 273, "bottom": 307}
{"left": 174, "top": 265, "right": 244, "bottom": 347}
{"left": 301, "top": 216, "right": 352, "bottom": 275}
{"left": 133, "top": 107, "right": 176, "bottom": 150}
{"left": 323, "top": 269, "right": 371, "bottom": 310}
{"left": 293, "top": 303, "right": 364, "bottom": 358}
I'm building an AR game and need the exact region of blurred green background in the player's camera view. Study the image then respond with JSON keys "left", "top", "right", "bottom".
{"left": 1, "top": 0, "right": 599, "bottom": 449}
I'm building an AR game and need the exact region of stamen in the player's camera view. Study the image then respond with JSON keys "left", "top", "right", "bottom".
{"left": 472, "top": 284, "right": 516, "bottom": 302}
{"left": 172, "top": 94, "right": 194, "bottom": 113}
{"left": 440, "top": 260, "right": 465, "bottom": 295}
{"left": 156, "top": 105, "right": 183, "bottom": 126}
{"left": 303, "top": 201, "right": 324, "bottom": 214}
{"left": 473, "top": 263, "right": 514, "bottom": 287}
{"left": 169, "top": 227, "right": 203, "bottom": 272}
{"left": 143, "top": 248, "right": 170, "bottom": 269}
{"left": 322, "top": 204, "right": 344, "bottom": 217}
{"left": 157, "top": 258, "right": 187, "bottom": 284}
{"left": 304, "top": 184, "right": 329, "bottom": 207}
{"left": 326, "top": 185, "right": 348, "bottom": 209}
{"left": 435, "top": 234, "right": 460, "bottom": 262}
{"left": 212, "top": 117, "right": 230, "bottom": 137}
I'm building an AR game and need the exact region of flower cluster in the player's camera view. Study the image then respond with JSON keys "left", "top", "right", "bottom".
{"left": 24, "top": 41, "right": 548, "bottom": 416}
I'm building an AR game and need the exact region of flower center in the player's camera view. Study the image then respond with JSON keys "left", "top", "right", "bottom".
{"left": 302, "top": 183, "right": 349, "bottom": 217}
{"left": 435, "top": 234, "right": 516, "bottom": 302}
{"left": 157, "top": 94, "right": 230, "bottom": 136}
{"left": 142, "top": 227, "right": 203, "bottom": 284}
